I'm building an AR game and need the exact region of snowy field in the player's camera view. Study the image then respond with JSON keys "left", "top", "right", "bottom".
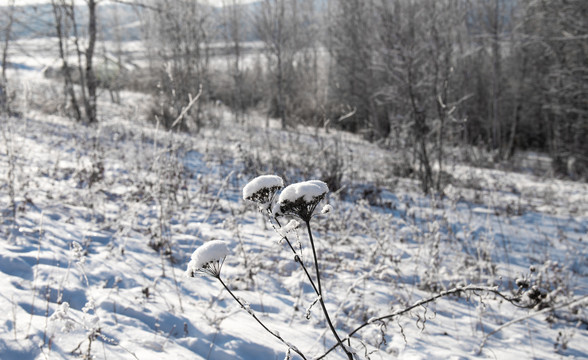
{"left": 1, "top": 69, "right": 587, "bottom": 360}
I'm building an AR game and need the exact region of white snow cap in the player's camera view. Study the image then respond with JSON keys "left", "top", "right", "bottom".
{"left": 278, "top": 180, "right": 329, "bottom": 204}
{"left": 243, "top": 175, "right": 284, "bottom": 201}
{"left": 187, "top": 240, "right": 230, "bottom": 273}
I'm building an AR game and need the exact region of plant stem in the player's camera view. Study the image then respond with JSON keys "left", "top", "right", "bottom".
{"left": 273, "top": 217, "right": 319, "bottom": 295}
{"left": 305, "top": 221, "right": 353, "bottom": 360}
{"left": 218, "top": 277, "right": 308, "bottom": 360}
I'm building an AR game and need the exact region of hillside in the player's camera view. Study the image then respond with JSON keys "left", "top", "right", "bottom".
{"left": 0, "top": 68, "right": 587, "bottom": 359}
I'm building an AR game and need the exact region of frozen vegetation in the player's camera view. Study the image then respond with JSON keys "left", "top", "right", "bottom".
{"left": 0, "top": 69, "right": 587, "bottom": 360}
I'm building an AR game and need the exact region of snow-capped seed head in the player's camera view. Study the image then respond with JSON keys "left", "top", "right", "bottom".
{"left": 243, "top": 175, "right": 284, "bottom": 209}
{"left": 186, "top": 240, "right": 230, "bottom": 278}
{"left": 276, "top": 180, "right": 329, "bottom": 222}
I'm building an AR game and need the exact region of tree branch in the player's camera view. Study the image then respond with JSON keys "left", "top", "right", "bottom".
{"left": 316, "top": 285, "right": 526, "bottom": 359}
{"left": 477, "top": 294, "right": 588, "bottom": 354}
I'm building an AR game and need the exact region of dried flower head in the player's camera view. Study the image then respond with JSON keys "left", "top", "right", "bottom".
{"left": 186, "top": 240, "right": 230, "bottom": 278}
{"left": 276, "top": 180, "right": 329, "bottom": 222}
{"left": 243, "top": 175, "right": 284, "bottom": 210}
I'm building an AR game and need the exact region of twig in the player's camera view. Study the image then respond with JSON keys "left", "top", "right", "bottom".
{"left": 316, "top": 285, "right": 523, "bottom": 359}
{"left": 171, "top": 86, "right": 203, "bottom": 129}
{"left": 477, "top": 295, "right": 588, "bottom": 353}
{"left": 217, "top": 278, "right": 308, "bottom": 360}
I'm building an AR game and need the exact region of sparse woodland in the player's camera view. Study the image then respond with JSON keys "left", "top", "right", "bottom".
{"left": 0, "top": 0, "right": 587, "bottom": 359}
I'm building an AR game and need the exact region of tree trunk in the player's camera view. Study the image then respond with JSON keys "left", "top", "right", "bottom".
{"left": 85, "top": 0, "right": 98, "bottom": 123}
{"left": 51, "top": 0, "right": 82, "bottom": 121}
{"left": 0, "top": 0, "right": 15, "bottom": 112}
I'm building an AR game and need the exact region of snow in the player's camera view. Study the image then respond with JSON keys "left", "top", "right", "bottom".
{"left": 277, "top": 220, "right": 300, "bottom": 237}
{"left": 278, "top": 180, "right": 329, "bottom": 204}
{"left": 0, "top": 68, "right": 586, "bottom": 360}
{"left": 242, "top": 175, "right": 284, "bottom": 201}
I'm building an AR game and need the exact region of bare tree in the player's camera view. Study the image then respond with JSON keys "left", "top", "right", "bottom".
{"left": 221, "top": 0, "right": 246, "bottom": 123}
{"left": 522, "top": 0, "right": 588, "bottom": 177}
{"left": 255, "top": 0, "right": 304, "bottom": 129}
{"left": 51, "top": 0, "right": 83, "bottom": 121}
{"left": 429, "top": 0, "right": 461, "bottom": 190}
{"left": 329, "top": 0, "right": 378, "bottom": 135}
{"left": 85, "top": 0, "right": 98, "bottom": 123}
{"left": 146, "top": 0, "right": 211, "bottom": 131}
{"left": 376, "top": 0, "right": 436, "bottom": 192}
{"left": 486, "top": 0, "right": 504, "bottom": 153}
{"left": 503, "top": 2, "right": 531, "bottom": 160}
{"left": 51, "top": 0, "right": 99, "bottom": 123}
{"left": 0, "top": 0, "right": 16, "bottom": 112}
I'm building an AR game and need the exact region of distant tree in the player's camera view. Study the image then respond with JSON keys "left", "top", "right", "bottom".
{"left": 221, "top": 0, "right": 246, "bottom": 123}
{"left": 146, "top": 0, "right": 211, "bottom": 131}
{"left": 0, "top": 0, "right": 16, "bottom": 112}
{"left": 51, "top": 0, "right": 83, "bottom": 121}
{"left": 484, "top": 0, "right": 506, "bottom": 153}
{"left": 375, "top": 0, "right": 435, "bottom": 192}
{"left": 50, "top": 0, "right": 99, "bottom": 124}
{"left": 329, "top": 0, "right": 378, "bottom": 135}
{"left": 255, "top": 0, "right": 305, "bottom": 129}
{"left": 293, "top": 0, "right": 323, "bottom": 128}
{"left": 521, "top": 0, "right": 588, "bottom": 177}
{"left": 428, "top": 0, "right": 467, "bottom": 190}
{"left": 502, "top": 1, "right": 532, "bottom": 160}
{"left": 85, "top": 0, "right": 98, "bottom": 123}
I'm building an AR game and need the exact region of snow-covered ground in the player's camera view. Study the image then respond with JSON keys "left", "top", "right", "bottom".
{"left": 0, "top": 69, "right": 587, "bottom": 360}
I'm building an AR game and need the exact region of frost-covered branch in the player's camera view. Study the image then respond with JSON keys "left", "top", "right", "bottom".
{"left": 217, "top": 278, "right": 308, "bottom": 360}
{"left": 316, "top": 285, "right": 528, "bottom": 359}
{"left": 170, "top": 86, "right": 203, "bottom": 129}
{"left": 477, "top": 294, "right": 588, "bottom": 353}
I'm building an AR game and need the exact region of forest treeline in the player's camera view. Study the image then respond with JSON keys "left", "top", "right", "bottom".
{"left": 1, "top": 0, "right": 586, "bottom": 189}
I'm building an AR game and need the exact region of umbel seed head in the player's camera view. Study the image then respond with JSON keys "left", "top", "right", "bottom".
{"left": 186, "top": 240, "right": 230, "bottom": 278}
{"left": 276, "top": 180, "right": 329, "bottom": 222}
{"left": 243, "top": 175, "right": 284, "bottom": 210}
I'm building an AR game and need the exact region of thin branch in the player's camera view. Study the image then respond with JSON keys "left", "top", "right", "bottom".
{"left": 478, "top": 295, "right": 588, "bottom": 353}
{"left": 170, "top": 85, "right": 203, "bottom": 129}
{"left": 217, "top": 277, "right": 308, "bottom": 360}
{"left": 337, "top": 107, "right": 357, "bottom": 123}
{"left": 107, "top": 0, "right": 160, "bottom": 11}
{"left": 316, "top": 285, "right": 525, "bottom": 359}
